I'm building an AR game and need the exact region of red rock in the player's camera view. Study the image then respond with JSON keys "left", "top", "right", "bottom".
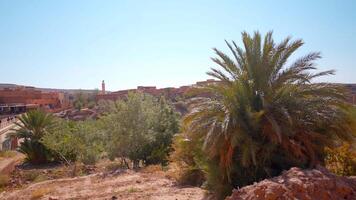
{"left": 226, "top": 167, "right": 356, "bottom": 200}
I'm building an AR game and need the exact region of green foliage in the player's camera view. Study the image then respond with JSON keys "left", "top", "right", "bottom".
{"left": 18, "top": 139, "right": 53, "bottom": 164}
{"left": 143, "top": 97, "right": 180, "bottom": 165}
{"left": 87, "top": 101, "right": 96, "bottom": 109}
{"left": 73, "top": 91, "right": 98, "bottom": 110}
{"left": 10, "top": 110, "right": 56, "bottom": 164}
{"left": 169, "top": 134, "right": 206, "bottom": 186}
{"left": 41, "top": 119, "right": 78, "bottom": 162}
{"left": 73, "top": 92, "right": 86, "bottom": 110}
{"left": 179, "top": 31, "right": 355, "bottom": 198}
{"left": 42, "top": 119, "right": 104, "bottom": 165}
{"left": 102, "top": 92, "right": 179, "bottom": 168}
{"left": 325, "top": 143, "right": 356, "bottom": 176}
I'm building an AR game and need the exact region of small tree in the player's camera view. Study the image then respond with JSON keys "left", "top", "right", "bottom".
{"left": 42, "top": 119, "right": 104, "bottom": 165}
{"left": 102, "top": 92, "right": 179, "bottom": 168}
{"left": 73, "top": 92, "right": 86, "bottom": 110}
{"left": 143, "top": 97, "right": 179, "bottom": 165}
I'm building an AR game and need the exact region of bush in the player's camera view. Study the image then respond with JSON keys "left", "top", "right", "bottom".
{"left": 42, "top": 119, "right": 104, "bottom": 165}
{"left": 325, "top": 143, "right": 356, "bottom": 176}
{"left": 81, "top": 148, "right": 101, "bottom": 165}
{"left": 87, "top": 101, "right": 96, "bottom": 109}
{"left": 102, "top": 93, "right": 179, "bottom": 168}
{"left": 169, "top": 134, "right": 206, "bottom": 187}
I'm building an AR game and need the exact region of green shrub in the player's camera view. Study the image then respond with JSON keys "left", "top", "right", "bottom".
{"left": 102, "top": 93, "right": 179, "bottom": 168}
{"left": 87, "top": 101, "right": 96, "bottom": 109}
{"left": 81, "top": 149, "right": 101, "bottom": 165}
{"left": 169, "top": 134, "right": 206, "bottom": 187}
{"left": 42, "top": 119, "right": 104, "bottom": 165}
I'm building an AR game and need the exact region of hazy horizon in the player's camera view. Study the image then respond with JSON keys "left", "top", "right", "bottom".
{"left": 1, "top": 0, "right": 355, "bottom": 91}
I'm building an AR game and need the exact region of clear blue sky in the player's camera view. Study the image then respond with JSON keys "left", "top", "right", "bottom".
{"left": 0, "top": 0, "right": 355, "bottom": 91}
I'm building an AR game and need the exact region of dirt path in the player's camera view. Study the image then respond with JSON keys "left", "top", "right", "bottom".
{"left": 0, "top": 170, "right": 206, "bottom": 200}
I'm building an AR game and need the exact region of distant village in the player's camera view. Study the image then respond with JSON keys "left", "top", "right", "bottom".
{"left": 1, "top": 80, "right": 355, "bottom": 115}
{"left": 0, "top": 79, "right": 218, "bottom": 119}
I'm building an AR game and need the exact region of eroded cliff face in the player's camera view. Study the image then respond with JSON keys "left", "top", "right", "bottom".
{"left": 226, "top": 166, "right": 356, "bottom": 200}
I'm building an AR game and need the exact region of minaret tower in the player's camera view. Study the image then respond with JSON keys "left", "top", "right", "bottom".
{"left": 101, "top": 80, "right": 106, "bottom": 94}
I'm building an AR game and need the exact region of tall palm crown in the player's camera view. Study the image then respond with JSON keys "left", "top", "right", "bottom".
{"left": 9, "top": 109, "right": 56, "bottom": 164}
{"left": 184, "top": 31, "right": 353, "bottom": 183}
{"left": 12, "top": 109, "right": 55, "bottom": 141}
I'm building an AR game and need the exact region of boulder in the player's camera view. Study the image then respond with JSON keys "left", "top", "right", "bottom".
{"left": 226, "top": 166, "right": 356, "bottom": 200}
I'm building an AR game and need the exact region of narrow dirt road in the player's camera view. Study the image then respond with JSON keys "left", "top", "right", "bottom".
{"left": 0, "top": 170, "right": 206, "bottom": 200}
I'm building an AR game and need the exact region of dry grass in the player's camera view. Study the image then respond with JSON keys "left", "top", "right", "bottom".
{"left": 140, "top": 165, "right": 163, "bottom": 173}
{"left": 127, "top": 187, "right": 139, "bottom": 193}
{"left": 1, "top": 169, "right": 206, "bottom": 200}
{"left": 0, "top": 151, "right": 17, "bottom": 158}
{"left": 166, "top": 163, "right": 205, "bottom": 186}
{"left": 0, "top": 174, "right": 10, "bottom": 188}
{"left": 23, "top": 171, "right": 40, "bottom": 182}
{"left": 105, "top": 161, "right": 126, "bottom": 172}
{"left": 30, "top": 187, "right": 52, "bottom": 200}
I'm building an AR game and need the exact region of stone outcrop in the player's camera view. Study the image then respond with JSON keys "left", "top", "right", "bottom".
{"left": 226, "top": 166, "right": 356, "bottom": 200}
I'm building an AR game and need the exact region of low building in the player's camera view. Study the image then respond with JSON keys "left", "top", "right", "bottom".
{"left": 96, "top": 79, "right": 218, "bottom": 102}
{"left": 0, "top": 86, "right": 64, "bottom": 115}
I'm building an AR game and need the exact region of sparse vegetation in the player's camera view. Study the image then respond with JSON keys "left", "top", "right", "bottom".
{"left": 23, "top": 171, "right": 41, "bottom": 182}
{"left": 127, "top": 187, "right": 139, "bottom": 193}
{"left": 73, "top": 90, "right": 98, "bottom": 110}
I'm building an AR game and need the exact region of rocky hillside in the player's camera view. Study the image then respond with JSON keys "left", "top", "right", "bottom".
{"left": 226, "top": 166, "right": 356, "bottom": 200}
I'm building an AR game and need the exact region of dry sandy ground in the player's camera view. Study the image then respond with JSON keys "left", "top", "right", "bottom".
{"left": 0, "top": 170, "right": 206, "bottom": 200}
{"left": 0, "top": 152, "right": 24, "bottom": 174}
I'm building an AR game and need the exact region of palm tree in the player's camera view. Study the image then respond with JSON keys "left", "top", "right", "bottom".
{"left": 10, "top": 109, "right": 56, "bottom": 164}
{"left": 183, "top": 31, "right": 354, "bottom": 194}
